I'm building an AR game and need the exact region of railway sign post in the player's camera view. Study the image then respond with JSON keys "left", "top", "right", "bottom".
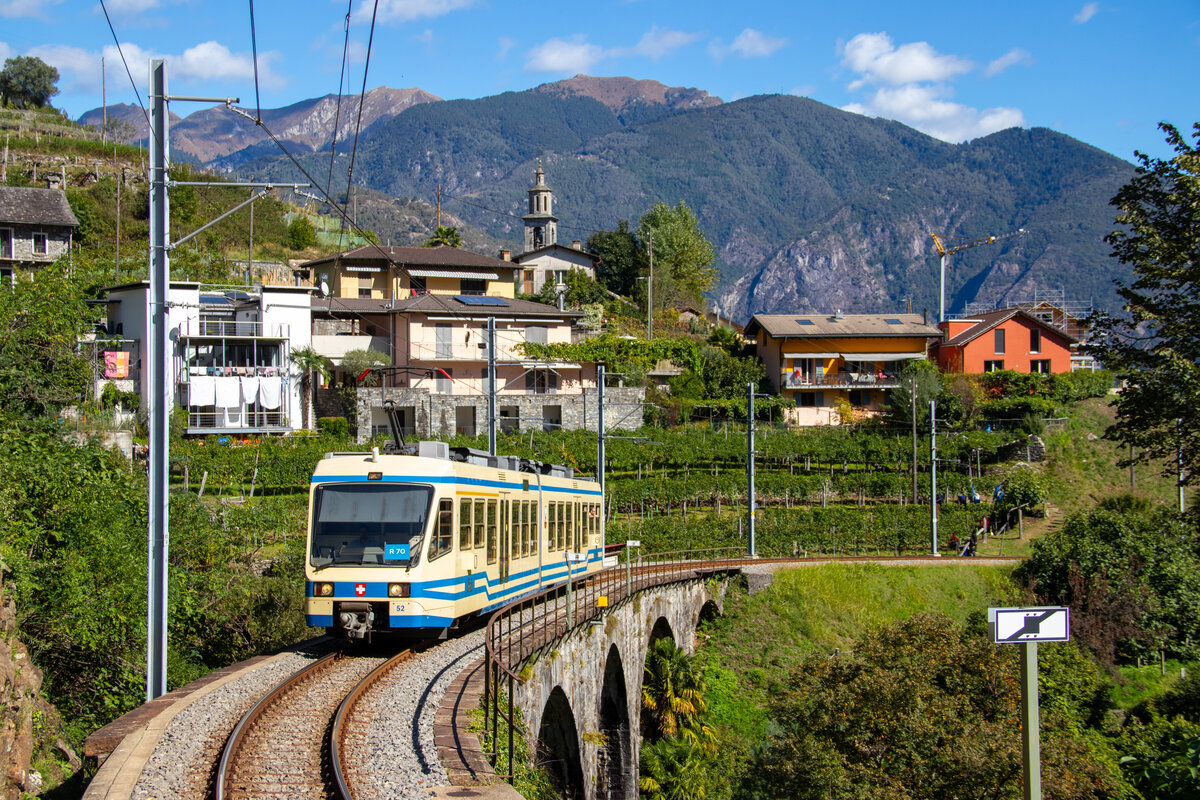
{"left": 989, "top": 606, "right": 1070, "bottom": 800}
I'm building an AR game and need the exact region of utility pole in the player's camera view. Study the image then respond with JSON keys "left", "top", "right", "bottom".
{"left": 747, "top": 382, "right": 756, "bottom": 557}
{"left": 648, "top": 232, "right": 654, "bottom": 339}
{"left": 911, "top": 373, "right": 918, "bottom": 501}
{"left": 1179, "top": 418, "right": 1186, "bottom": 513}
{"left": 597, "top": 365, "right": 606, "bottom": 499}
{"left": 147, "top": 60, "right": 243, "bottom": 701}
{"left": 436, "top": 184, "right": 442, "bottom": 229}
{"left": 101, "top": 56, "right": 107, "bottom": 147}
{"left": 930, "top": 400, "right": 940, "bottom": 556}
{"left": 487, "top": 316, "right": 496, "bottom": 456}
{"left": 247, "top": 197, "right": 254, "bottom": 282}
{"left": 147, "top": 59, "right": 170, "bottom": 701}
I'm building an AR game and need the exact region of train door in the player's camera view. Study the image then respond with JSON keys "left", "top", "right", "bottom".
{"left": 499, "top": 495, "right": 511, "bottom": 583}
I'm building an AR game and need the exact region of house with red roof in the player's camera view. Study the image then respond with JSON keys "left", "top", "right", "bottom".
{"left": 933, "top": 308, "right": 1076, "bottom": 375}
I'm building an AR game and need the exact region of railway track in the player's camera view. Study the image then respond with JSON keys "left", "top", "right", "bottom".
{"left": 215, "top": 647, "right": 419, "bottom": 800}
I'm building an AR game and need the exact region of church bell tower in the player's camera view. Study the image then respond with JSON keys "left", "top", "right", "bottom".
{"left": 523, "top": 160, "right": 558, "bottom": 252}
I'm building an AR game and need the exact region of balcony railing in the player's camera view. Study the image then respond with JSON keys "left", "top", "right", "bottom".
{"left": 185, "top": 408, "right": 290, "bottom": 431}
{"left": 785, "top": 371, "right": 902, "bottom": 389}
{"left": 178, "top": 319, "right": 290, "bottom": 339}
{"left": 409, "top": 341, "right": 526, "bottom": 361}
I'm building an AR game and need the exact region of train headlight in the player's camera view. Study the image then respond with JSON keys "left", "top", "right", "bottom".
{"left": 388, "top": 583, "right": 410, "bottom": 598}
{"left": 315, "top": 582, "right": 334, "bottom": 597}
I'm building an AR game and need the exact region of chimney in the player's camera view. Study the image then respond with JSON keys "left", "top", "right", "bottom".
{"left": 572, "top": 240, "right": 581, "bottom": 249}
{"left": 500, "top": 249, "right": 511, "bottom": 261}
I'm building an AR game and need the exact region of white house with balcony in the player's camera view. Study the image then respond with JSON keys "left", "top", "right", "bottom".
{"left": 101, "top": 282, "right": 313, "bottom": 435}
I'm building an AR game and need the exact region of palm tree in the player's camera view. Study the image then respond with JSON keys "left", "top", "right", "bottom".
{"left": 641, "top": 637, "right": 709, "bottom": 742}
{"left": 288, "top": 346, "right": 330, "bottom": 431}
{"left": 425, "top": 226, "right": 463, "bottom": 248}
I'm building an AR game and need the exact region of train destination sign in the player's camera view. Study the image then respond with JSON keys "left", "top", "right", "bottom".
{"left": 988, "top": 607, "right": 1070, "bottom": 643}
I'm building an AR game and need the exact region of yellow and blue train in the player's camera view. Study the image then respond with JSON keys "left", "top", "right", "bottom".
{"left": 304, "top": 441, "right": 604, "bottom": 639}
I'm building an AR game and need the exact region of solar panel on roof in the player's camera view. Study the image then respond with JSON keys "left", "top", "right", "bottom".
{"left": 795, "top": 319, "right": 814, "bottom": 325}
{"left": 456, "top": 296, "right": 508, "bottom": 306}
{"left": 885, "top": 318, "right": 902, "bottom": 324}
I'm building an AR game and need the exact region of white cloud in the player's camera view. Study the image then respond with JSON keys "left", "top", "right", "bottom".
{"left": 525, "top": 36, "right": 606, "bottom": 74}
{"left": 0, "top": 41, "right": 13, "bottom": 62}
{"left": 841, "top": 32, "right": 972, "bottom": 87}
{"left": 98, "top": 0, "right": 161, "bottom": 13}
{"left": 365, "top": 0, "right": 476, "bottom": 24}
{"left": 27, "top": 45, "right": 99, "bottom": 93}
{"left": 1074, "top": 3, "right": 1098, "bottom": 23}
{"left": 413, "top": 29, "right": 434, "bottom": 44}
{"left": 790, "top": 84, "right": 816, "bottom": 97}
{"left": 627, "top": 27, "right": 700, "bottom": 60}
{"left": 710, "top": 28, "right": 786, "bottom": 60}
{"left": 496, "top": 37, "right": 516, "bottom": 61}
{"left": 174, "top": 41, "right": 284, "bottom": 87}
{"left": 984, "top": 48, "right": 1033, "bottom": 77}
{"left": 838, "top": 31, "right": 1025, "bottom": 143}
{"left": 0, "top": 0, "right": 57, "bottom": 19}
{"left": 843, "top": 84, "right": 1024, "bottom": 142}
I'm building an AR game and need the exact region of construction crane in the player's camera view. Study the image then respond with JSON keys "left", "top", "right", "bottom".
{"left": 931, "top": 228, "right": 1027, "bottom": 322}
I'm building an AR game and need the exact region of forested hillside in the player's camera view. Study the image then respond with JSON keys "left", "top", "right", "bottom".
{"left": 223, "top": 85, "right": 1133, "bottom": 319}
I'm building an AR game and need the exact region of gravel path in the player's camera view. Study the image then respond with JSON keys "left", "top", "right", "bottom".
{"left": 131, "top": 643, "right": 332, "bottom": 800}
{"left": 344, "top": 628, "right": 487, "bottom": 800}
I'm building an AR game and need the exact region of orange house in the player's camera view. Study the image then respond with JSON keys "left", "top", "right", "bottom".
{"left": 934, "top": 309, "right": 1075, "bottom": 374}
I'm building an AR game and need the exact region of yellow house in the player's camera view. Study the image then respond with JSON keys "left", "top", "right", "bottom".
{"left": 746, "top": 313, "right": 942, "bottom": 425}
{"left": 299, "top": 244, "right": 519, "bottom": 301}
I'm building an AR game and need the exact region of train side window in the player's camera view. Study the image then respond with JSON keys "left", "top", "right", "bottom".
{"left": 431, "top": 499, "right": 453, "bottom": 560}
{"left": 486, "top": 499, "right": 498, "bottom": 565}
{"left": 459, "top": 498, "right": 472, "bottom": 550}
{"left": 519, "top": 501, "right": 528, "bottom": 558}
{"left": 566, "top": 502, "right": 575, "bottom": 552}
{"left": 473, "top": 498, "right": 485, "bottom": 549}
{"left": 528, "top": 501, "right": 538, "bottom": 556}
{"left": 557, "top": 502, "right": 566, "bottom": 551}
{"left": 547, "top": 503, "right": 557, "bottom": 551}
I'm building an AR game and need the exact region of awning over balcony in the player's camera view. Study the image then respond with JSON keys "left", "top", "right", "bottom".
{"left": 840, "top": 352, "right": 926, "bottom": 361}
{"left": 784, "top": 352, "right": 839, "bottom": 360}
{"left": 407, "top": 268, "right": 501, "bottom": 280}
{"left": 345, "top": 265, "right": 382, "bottom": 272}
{"left": 520, "top": 361, "right": 581, "bottom": 371}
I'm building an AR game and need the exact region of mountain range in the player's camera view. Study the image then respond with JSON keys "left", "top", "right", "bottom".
{"left": 78, "top": 76, "right": 1134, "bottom": 322}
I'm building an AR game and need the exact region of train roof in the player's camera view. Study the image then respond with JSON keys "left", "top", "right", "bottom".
{"left": 313, "top": 441, "right": 596, "bottom": 486}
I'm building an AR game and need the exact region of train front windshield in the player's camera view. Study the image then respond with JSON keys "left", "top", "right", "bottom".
{"left": 310, "top": 483, "right": 434, "bottom": 568}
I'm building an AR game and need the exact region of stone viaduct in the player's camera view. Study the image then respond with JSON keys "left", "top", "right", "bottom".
{"left": 509, "top": 574, "right": 730, "bottom": 800}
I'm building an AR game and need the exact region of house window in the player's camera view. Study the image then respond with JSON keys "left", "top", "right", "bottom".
{"left": 0, "top": 229, "right": 12, "bottom": 258}
{"left": 1031, "top": 360, "right": 1052, "bottom": 374}
{"left": 525, "top": 368, "right": 557, "bottom": 394}
{"left": 410, "top": 276, "right": 426, "bottom": 294}
{"left": 798, "top": 392, "right": 817, "bottom": 407}
{"left": 1030, "top": 328, "right": 1042, "bottom": 354}
{"left": 32, "top": 232, "right": 47, "bottom": 255}
{"left": 983, "top": 360, "right": 1005, "bottom": 372}
{"left": 849, "top": 389, "right": 871, "bottom": 406}
{"left": 358, "top": 287, "right": 371, "bottom": 298}
{"left": 994, "top": 328, "right": 1005, "bottom": 354}
{"left": 460, "top": 278, "right": 486, "bottom": 295}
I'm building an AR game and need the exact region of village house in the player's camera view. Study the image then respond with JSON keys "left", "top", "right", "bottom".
{"left": 0, "top": 186, "right": 78, "bottom": 283}
{"left": 100, "top": 282, "right": 313, "bottom": 435}
{"left": 933, "top": 308, "right": 1077, "bottom": 375}
{"left": 746, "top": 312, "right": 943, "bottom": 426}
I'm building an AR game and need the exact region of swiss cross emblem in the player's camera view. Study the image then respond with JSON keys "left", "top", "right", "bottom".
{"left": 355, "top": 583, "right": 367, "bottom": 597}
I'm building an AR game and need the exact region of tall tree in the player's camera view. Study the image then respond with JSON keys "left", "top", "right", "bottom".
{"left": 636, "top": 201, "right": 717, "bottom": 310}
{"left": 0, "top": 263, "right": 93, "bottom": 417}
{"left": 587, "top": 220, "right": 641, "bottom": 296}
{"left": 0, "top": 56, "right": 60, "bottom": 109}
{"left": 424, "top": 226, "right": 462, "bottom": 248}
{"left": 289, "top": 346, "right": 330, "bottom": 431}
{"left": 1088, "top": 122, "right": 1200, "bottom": 493}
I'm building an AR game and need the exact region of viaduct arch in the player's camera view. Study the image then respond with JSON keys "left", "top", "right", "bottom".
{"left": 516, "top": 576, "right": 727, "bottom": 800}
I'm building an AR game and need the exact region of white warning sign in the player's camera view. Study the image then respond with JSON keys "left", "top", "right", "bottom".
{"left": 989, "top": 607, "right": 1070, "bottom": 643}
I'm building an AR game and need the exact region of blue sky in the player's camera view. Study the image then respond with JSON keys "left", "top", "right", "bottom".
{"left": 3, "top": 0, "right": 1198, "bottom": 162}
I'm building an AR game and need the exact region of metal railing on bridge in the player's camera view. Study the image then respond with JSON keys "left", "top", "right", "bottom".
{"left": 482, "top": 546, "right": 745, "bottom": 783}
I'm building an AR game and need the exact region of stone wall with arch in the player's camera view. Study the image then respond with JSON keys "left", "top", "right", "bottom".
{"left": 515, "top": 576, "right": 728, "bottom": 800}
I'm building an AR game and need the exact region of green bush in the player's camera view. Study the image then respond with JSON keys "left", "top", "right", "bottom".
{"left": 317, "top": 416, "right": 349, "bottom": 437}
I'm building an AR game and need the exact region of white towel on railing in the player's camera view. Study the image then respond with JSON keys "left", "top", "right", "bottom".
{"left": 240, "top": 376, "right": 260, "bottom": 406}
{"left": 258, "top": 376, "right": 282, "bottom": 410}
{"left": 189, "top": 375, "right": 215, "bottom": 407}
{"left": 214, "top": 376, "right": 241, "bottom": 408}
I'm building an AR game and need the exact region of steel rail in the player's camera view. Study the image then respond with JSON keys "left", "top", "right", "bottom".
{"left": 214, "top": 651, "right": 342, "bottom": 800}
{"left": 330, "top": 648, "right": 417, "bottom": 799}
